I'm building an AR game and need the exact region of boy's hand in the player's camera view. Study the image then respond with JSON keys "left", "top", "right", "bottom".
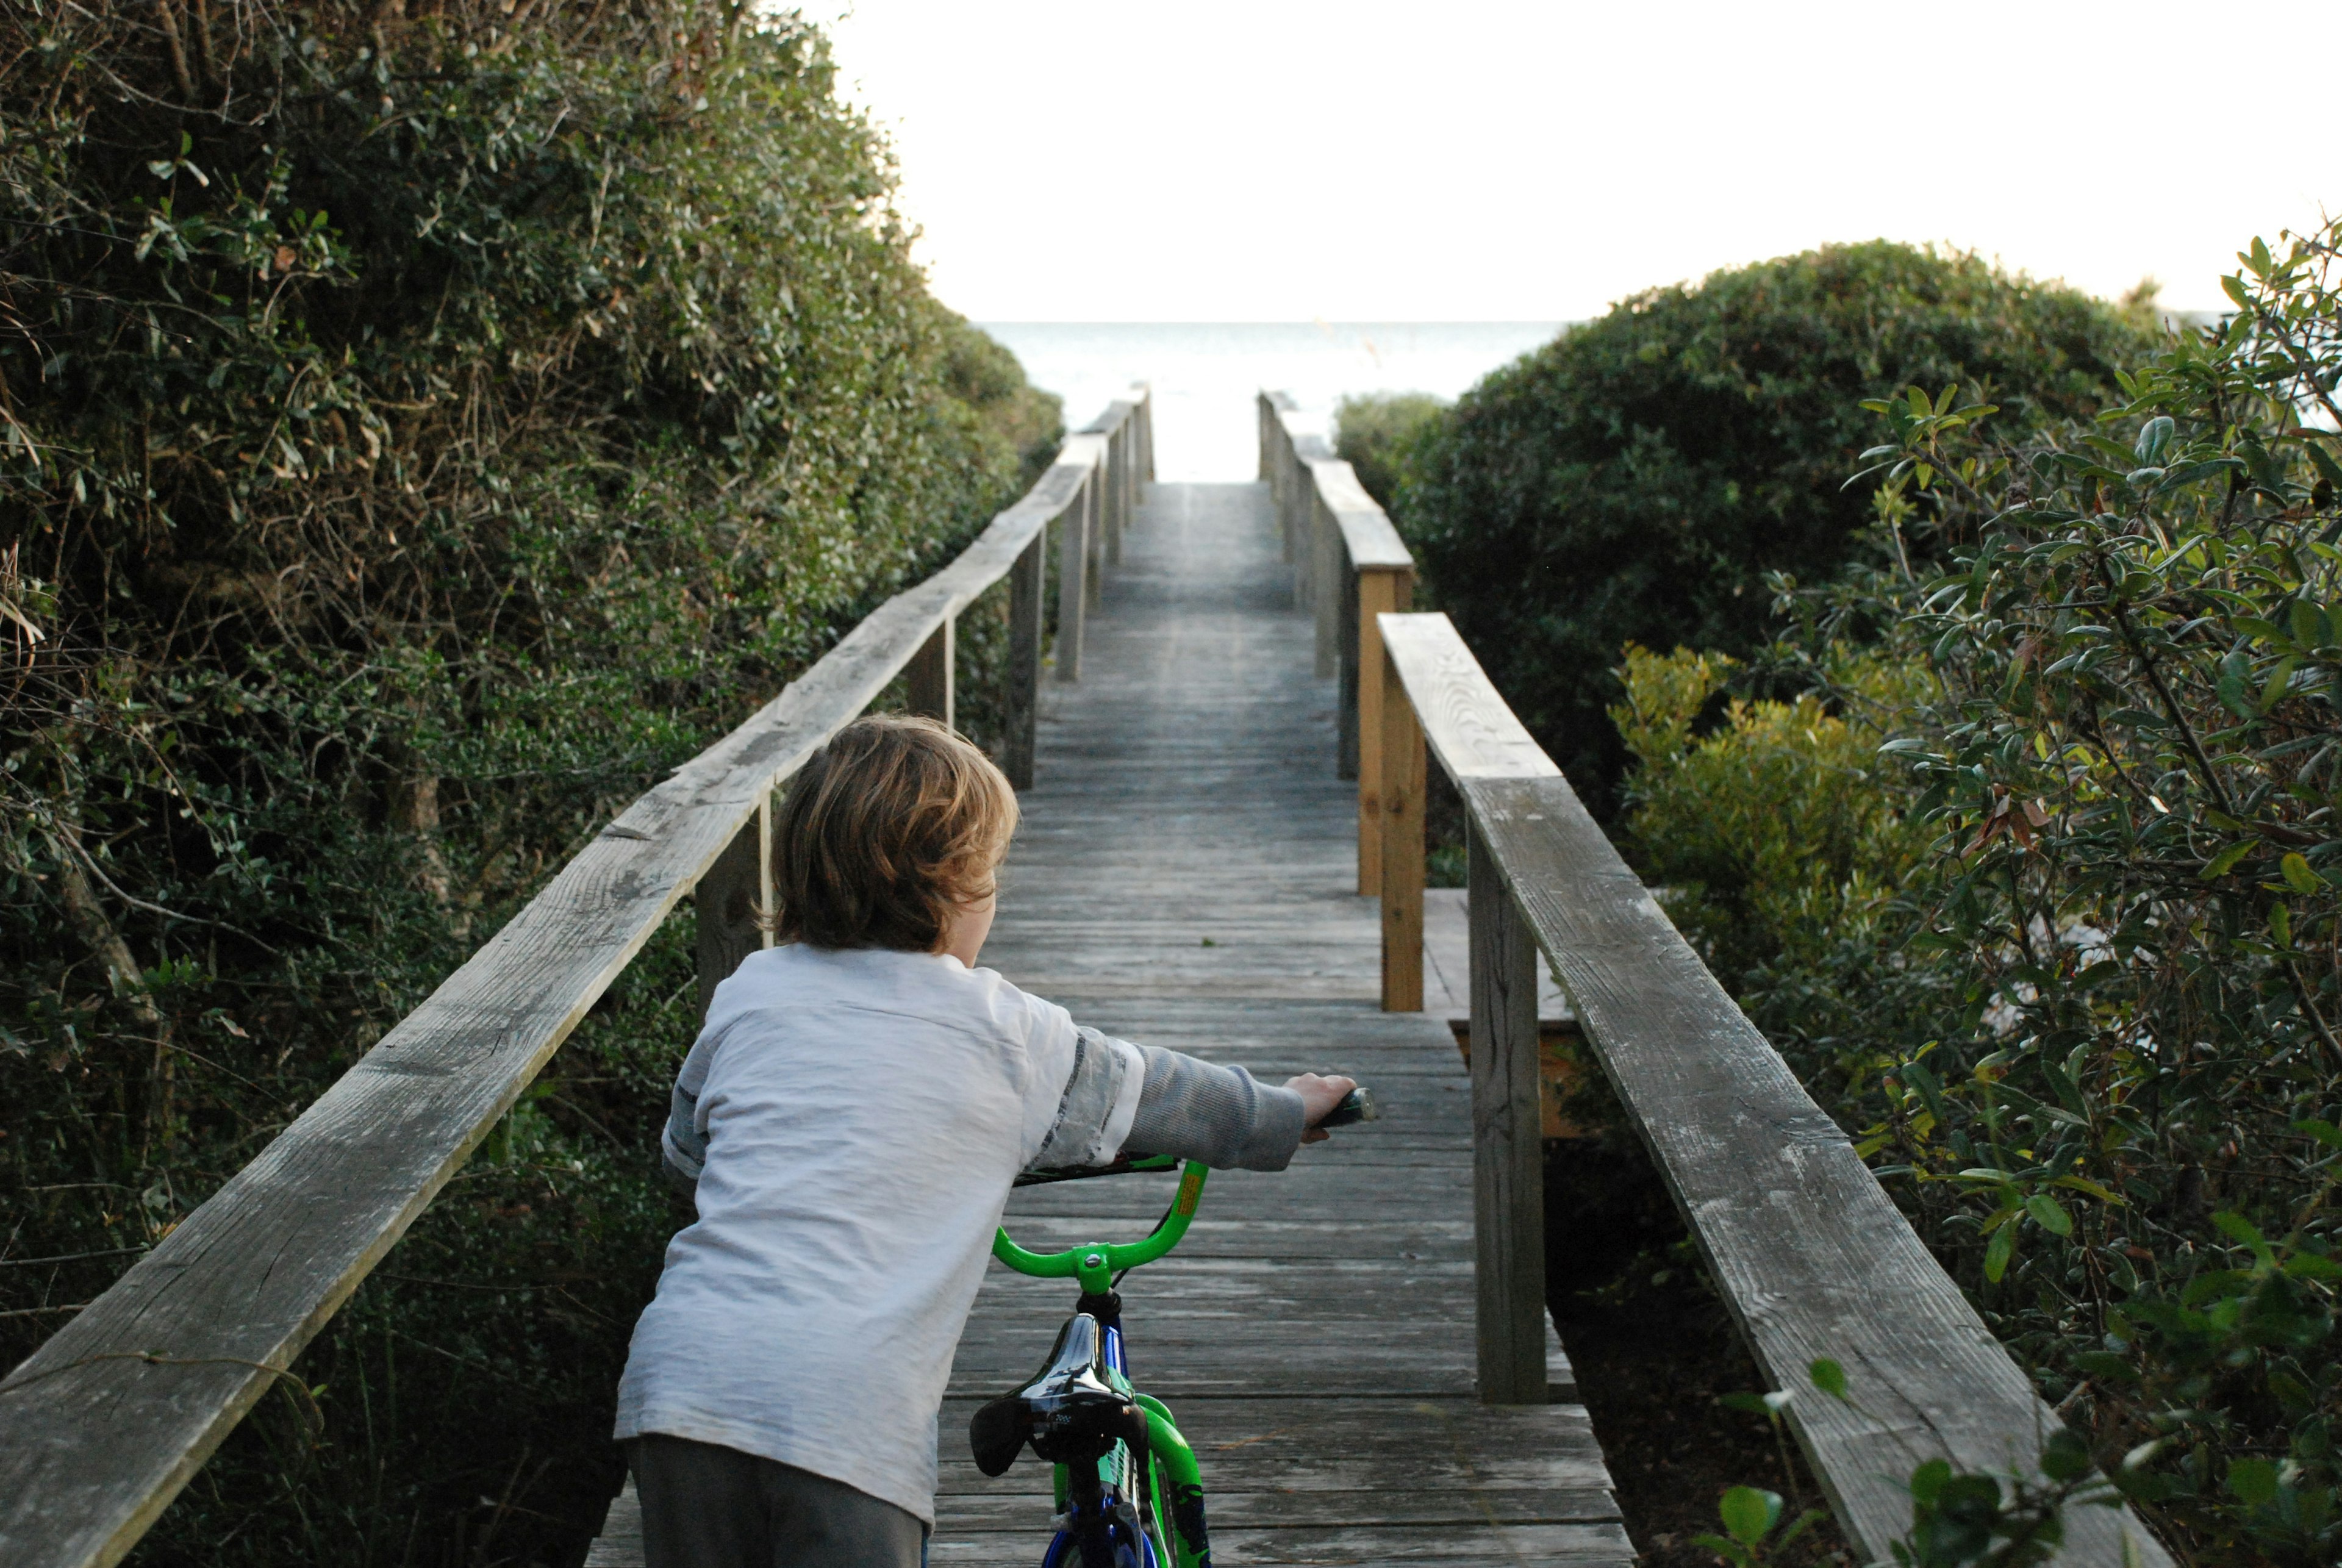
{"left": 1286, "top": 1073, "right": 1358, "bottom": 1144}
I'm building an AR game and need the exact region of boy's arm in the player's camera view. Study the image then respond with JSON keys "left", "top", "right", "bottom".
{"left": 661, "top": 1078, "right": 707, "bottom": 1196}
{"left": 1123, "top": 1044, "right": 1311, "bottom": 1172}
{"left": 1029, "top": 1026, "right": 1147, "bottom": 1170}
{"left": 659, "top": 1021, "right": 725, "bottom": 1197}
{"left": 1026, "top": 1025, "right": 1348, "bottom": 1174}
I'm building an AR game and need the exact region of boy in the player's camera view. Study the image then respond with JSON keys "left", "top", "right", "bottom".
{"left": 615, "top": 715, "right": 1355, "bottom": 1567}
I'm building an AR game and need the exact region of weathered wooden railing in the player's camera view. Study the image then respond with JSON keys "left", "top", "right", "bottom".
{"left": 1258, "top": 392, "right": 1416, "bottom": 923}
{"left": 0, "top": 390, "right": 1155, "bottom": 1568}
{"left": 1261, "top": 390, "right": 2171, "bottom": 1567}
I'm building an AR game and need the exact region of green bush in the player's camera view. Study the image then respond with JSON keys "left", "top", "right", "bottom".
{"left": 1611, "top": 643, "right": 1930, "bottom": 986}
{"left": 0, "top": 1, "right": 1056, "bottom": 1562}
{"left": 1619, "top": 221, "right": 2342, "bottom": 1568}
{"left": 1333, "top": 390, "right": 1447, "bottom": 510}
{"left": 1400, "top": 242, "right": 2159, "bottom": 814}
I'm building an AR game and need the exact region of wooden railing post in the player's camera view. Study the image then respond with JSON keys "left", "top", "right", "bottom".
{"left": 905, "top": 614, "right": 954, "bottom": 729}
{"left": 1354, "top": 565, "right": 1411, "bottom": 893}
{"left": 1127, "top": 415, "right": 1142, "bottom": 517}
{"left": 1056, "top": 476, "right": 1089, "bottom": 682}
{"left": 1338, "top": 560, "right": 1361, "bottom": 783}
{"left": 1378, "top": 639, "right": 1425, "bottom": 1011}
{"left": 1105, "top": 426, "right": 1125, "bottom": 566}
{"left": 1468, "top": 821, "right": 1547, "bottom": 1402}
{"left": 1291, "top": 456, "right": 1309, "bottom": 599}
{"left": 1084, "top": 464, "right": 1105, "bottom": 612}
{"left": 1294, "top": 451, "right": 1308, "bottom": 568}
{"left": 1312, "top": 484, "right": 1339, "bottom": 679}
{"left": 695, "top": 793, "right": 772, "bottom": 1022}
{"left": 1004, "top": 535, "right": 1045, "bottom": 789}
{"left": 1286, "top": 428, "right": 1298, "bottom": 563}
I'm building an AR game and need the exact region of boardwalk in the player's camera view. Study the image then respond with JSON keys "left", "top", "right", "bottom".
{"left": 585, "top": 479, "right": 1629, "bottom": 1567}
{"left": 935, "top": 481, "right": 1628, "bottom": 1565}
{"left": 8, "top": 387, "right": 2175, "bottom": 1568}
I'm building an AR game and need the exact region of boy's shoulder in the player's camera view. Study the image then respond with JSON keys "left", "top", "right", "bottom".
{"left": 718, "top": 943, "right": 1066, "bottom": 1035}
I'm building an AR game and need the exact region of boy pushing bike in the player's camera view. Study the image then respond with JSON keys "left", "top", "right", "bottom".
{"left": 614, "top": 716, "right": 1357, "bottom": 1567}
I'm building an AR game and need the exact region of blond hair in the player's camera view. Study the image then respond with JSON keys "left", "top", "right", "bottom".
{"left": 767, "top": 715, "right": 1019, "bottom": 951}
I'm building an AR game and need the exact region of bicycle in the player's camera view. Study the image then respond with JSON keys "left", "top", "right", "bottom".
{"left": 967, "top": 1087, "right": 1375, "bottom": 1568}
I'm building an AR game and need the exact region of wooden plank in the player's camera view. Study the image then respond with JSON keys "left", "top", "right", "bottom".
{"left": 1319, "top": 484, "right": 1347, "bottom": 679}
{"left": 1380, "top": 639, "right": 1427, "bottom": 1011}
{"left": 905, "top": 614, "right": 955, "bottom": 728}
{"left": 936, "top": 1523, "right": 1634, "bottom": 1564}
{"left": 0, "top": 421, "right": 1112, "bottom": 1568}
{"left": 1055, "top": 471, "right": 1089, "bottom": 682}
{"left": 693, "top": 799, "right": 771, "bottom": 1023}
{"left": 939, "top": 1488, "right": 1617, "bottom": 1528}
{"left": 1355, "top": 567, "right": 1410, "bottom": 893}
{"left": 584, "top": 1483, "right": 640, "bottom": 1568}
{"left": 1380, "top": 612, "right": 1561, "bottom": 782}
{"left": 1111, "top": 424, "right": 1128, "bottom": 564}
{"left": 1311, "top": 457, "right": 1413, "bottom": 569}
{"left": 1338, "top": 543, "right": 1361, "bottom": 783}
{"left": 1003, "top": 535, "right": 1045, "bottom": 790}
{"left": 1084, "top": 459, "right": 1105, "bottom": 612}
{"left": 1077, "top": 396, "right": 1140, "bottom": 442}
{"left": 1469, "top": 822, "right": 1546, "bottom": 1403}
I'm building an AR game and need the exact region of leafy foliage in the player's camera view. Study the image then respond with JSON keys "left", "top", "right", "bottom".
{"left": 0, "top": 1, "right": 1057, "bottom": 1561}
{"left": 1621, "top": 221, "right": 2342, "bottom": 1568}
{"left": 1331, "top": 390, "right": 1445, "bottom": 511}
{"left": 1400, "top": 242, "right": 2158, "bottom": 814}
{"left": 1612, "top": 642, "right": 1931, "bottom": 984}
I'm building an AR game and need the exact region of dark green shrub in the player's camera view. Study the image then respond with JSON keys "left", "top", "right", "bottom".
{"left": 1333, "top": 391, "right": 1447, "bottom": 510}
{"left": 1400, "top": 242, "right": 2158, "bottom": 813}
{"left": 1622, "top": 221, "right": 2342, "bottom": 1568}
{"left": 0, "top": 1, "right": 1055, "bottom": 1562}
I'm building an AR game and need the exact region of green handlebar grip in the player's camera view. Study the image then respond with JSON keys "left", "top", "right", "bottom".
{"left": 994, "top": 1162, "right": 1209, "bottom": 1291}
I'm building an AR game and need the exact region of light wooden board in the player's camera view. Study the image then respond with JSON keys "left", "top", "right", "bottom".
{"left": 1380, "top": 612, "right": 1561, "bottom": 783}
{"left": 584, "top": 479, "right": 1622, "bottom": 1566}
{"left": 1309, "top": 457, "right": 1413, "bottom": 570}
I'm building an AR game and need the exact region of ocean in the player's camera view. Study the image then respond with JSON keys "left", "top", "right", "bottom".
{"left": 978, "top": 322, "right": 1566, "bottom": 483}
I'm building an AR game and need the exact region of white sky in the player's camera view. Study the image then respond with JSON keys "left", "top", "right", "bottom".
{"left": 797, "top": 1, "right": 2340, "bottom": 324}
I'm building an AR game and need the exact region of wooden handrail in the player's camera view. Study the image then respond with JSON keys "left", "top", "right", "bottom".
{"left": 1256, "top": 392, "right": 1415, "bottom": 898}
{"left": 0, "top": 391, "right": 1153, "bottom": 1568}
{"left": 1369, "top": 609, "right": 2174, "bottom": 1568}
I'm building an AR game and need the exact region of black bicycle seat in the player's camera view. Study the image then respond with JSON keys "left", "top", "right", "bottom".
{"left": 968, "top": 1312, "right": 1147, "bottom": 1477}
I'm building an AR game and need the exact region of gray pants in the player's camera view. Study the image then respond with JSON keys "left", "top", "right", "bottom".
{"left": 627, "top": 1434, "right": 926, "bottom": 1568}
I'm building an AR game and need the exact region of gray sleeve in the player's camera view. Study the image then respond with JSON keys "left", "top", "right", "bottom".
{"left": 1125, "top": 1045, "right": 1308, "bottom": 1172}
{"left": 659, "top": 1018, "right": 723, "bottom": 1197}
{"left": 660, "top": 1078, "right": 706, "bottom": 1195}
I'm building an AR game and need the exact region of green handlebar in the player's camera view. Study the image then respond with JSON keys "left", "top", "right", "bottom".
{"left": 994, "top": 1161, "right": 1209, "bottom": 1293}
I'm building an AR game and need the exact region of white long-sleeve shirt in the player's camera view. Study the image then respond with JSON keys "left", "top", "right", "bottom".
{"left": 612, "top": 942, "right": 1303, "bottom": 1525}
